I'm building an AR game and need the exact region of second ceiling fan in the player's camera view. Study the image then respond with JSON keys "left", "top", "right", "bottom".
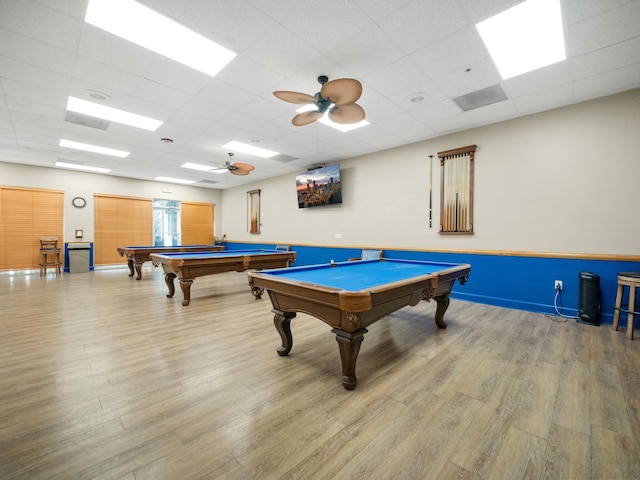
{"left": 274, "top": 75, "right": 365, "bottom": 126}
{"left": 212, "top": 152, "right": 255, "bottom": 176}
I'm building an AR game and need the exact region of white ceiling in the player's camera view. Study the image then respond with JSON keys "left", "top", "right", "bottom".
{"left": 1, "top": 0, "right": 639, "bottom": 189}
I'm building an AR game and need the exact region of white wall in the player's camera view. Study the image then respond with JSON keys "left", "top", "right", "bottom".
{"left": 220, "top": 90, "right": 640, "bottom": 256}
{"left": 2, "top": 91, "right": 638, "bottom": 255}
{"left": 0, "top": 164, "right": 223, "bottom": 243}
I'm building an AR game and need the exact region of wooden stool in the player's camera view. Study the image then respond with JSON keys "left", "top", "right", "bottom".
{"left": 613, "top": 272, "right": 640, "bottom": 340}
{"left": 39, "top": 237, "right": 62, "bottom": 276}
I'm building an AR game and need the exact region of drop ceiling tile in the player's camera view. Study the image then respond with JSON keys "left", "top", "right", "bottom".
{"left": 463, "top": 98, "right": 519, "bottom": 124}
{"left": 567, "top": 1, "right": 640, "bottom": 56}
{"left": 325, "top": 26, "right": 406, "bottom": 78}
{"left": 0, "top": 56, "right": 71, "bottom": 93}
{"left": 570, "top": 36, "right": 640, "bottom": 80}
{"left": 248, "top": 0, "right": 376, "bottom": 52}
{"left": 72, "top": 56, "right": 144, "bottom": 96}
{"left": 511, "top": 83, "right": 575, "bottom": 113}
{"left": 404, "top": 97, "right": 461, "bottom": 124}
{"left": 198, "top": 78, "right": 257, "bottom": 110}
{"left": 432, "top": 58, "right": 502, "bottom": 98}
{"left": 352, "top": 0, "right": 415, "bottom": 21}
{"left": 143, "top": 57, "right": 212, "bottom": 96}
{"left": 377, "top": 0, "right": 467, "bottom": 54}
{"left": 181, "top": 0, "right": 276, "bottom": 53}
{"left": 409, "top": 28, "right": 489, "bottom": 77}
{"left": 427, "top": 112, "right": 474, "bottom": 136}
{"left": 0, "top": 29, "right": 76, "bottom": 75}
{"left": 564, "top": 0, "right": 632, "bottom": 24}
{"left": 77, "top": 26, "right": 156, "bottom": 77}
{"left": 1, "top": 79, "right": 67, "bottom": 109}
{"left": 573, "top": 63, "right": 640, "bottom": 100}
{"left": 504, "top": 62, "right": 573, "bottom": 98}
{"left": 0, "top": 1, "right": 82, "bottom": 50}
{"left": 363, "top": 57, "right": 428, "bottom": 97}
{"left": 132, "top": 78, "right": 192, "bottom": 110}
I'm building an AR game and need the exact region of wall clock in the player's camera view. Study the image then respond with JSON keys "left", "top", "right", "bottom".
{"left": 72, "top": 196, "right": 86, "bottom": 208}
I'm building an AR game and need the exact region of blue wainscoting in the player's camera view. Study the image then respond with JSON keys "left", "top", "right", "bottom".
{"left": 225, "top": 242, "right": 639, "bottom": 325}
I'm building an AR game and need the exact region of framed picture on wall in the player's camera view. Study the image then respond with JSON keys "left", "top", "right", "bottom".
{"left": 247, "top": 189, "right": 260, "bottom": 234}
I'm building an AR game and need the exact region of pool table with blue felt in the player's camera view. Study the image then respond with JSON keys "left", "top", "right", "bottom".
{"left": 150, "top": 249, "right": 296, "bottom": 306}
{"left": 117, "top": 244, "right": 224, "bottom": 280}
{"left": 248, "top": 258, "right": 470, "bottom": 390}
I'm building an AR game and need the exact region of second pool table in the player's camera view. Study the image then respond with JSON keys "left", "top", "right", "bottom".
{"left": 248, "top": 258, "right": 470, "bottom": 390}
{"left": 117, "top": 244, "right": 224, "bottom": 280}
{"left": 150, "top": 249, "right": 296, "bottom": 306}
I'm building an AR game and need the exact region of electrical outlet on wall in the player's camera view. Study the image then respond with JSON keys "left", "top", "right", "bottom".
{"left": 554, "top": 280, "right": 563, "bottom": 291}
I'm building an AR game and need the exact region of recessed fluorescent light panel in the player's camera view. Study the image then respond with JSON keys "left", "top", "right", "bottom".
{"left": 155, "top": 176, "right": 195, "bottom": 184}
{"left": 85, "top": 0, "right": 237, "bottom": 77}
{"left": 476, "top": 0, "right": 566, "bottom": 80}
{"left": 294, "top": 105, "right": 369, "bottom": 132}
{"left": 222, "top": 141, "right": 279, "bottom": 158}
{"left": 67, "top": 97, "right": 162, "bottom": 131}
{"left": 319, "top": 116, "right": 369, "bottom": 132}
{"left": 60, "top": 139, "right": 129, "bottom": 158}
{"left": 56, "top": 161, "right": 111, "bottom": 173}
{"left": 181, "top": 162, "right": 213, "bottom": 172}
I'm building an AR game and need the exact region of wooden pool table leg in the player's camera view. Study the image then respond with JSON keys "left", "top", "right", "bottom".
{"left": 179, "top": 279, "right": 193, "bottom": 306}
{"left": 273, "top": 309, "right": 297, "bottom": 355}
{"left": 251, "top": 285, "right": 264, "bottom": 300}
{"left": 332, "top": 328, "right": 367, "bottom": 390}
{"left": 164, "top": 272, "right": 176, "bottom": 298}
{"left": 433, "top": 294, "right": 450, "bottom": 329}
{"left": 134, "top": 262, "right": 143, "bottom": 280}
{"left": 126, "top": 258, "right": 135, "bottom": 277}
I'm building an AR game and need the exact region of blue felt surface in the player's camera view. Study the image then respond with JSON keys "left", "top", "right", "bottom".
{"left": 261, "top": 259, "right": 463, "bottom": 291}
{"left": 124, "top": 245, "right": 214, "bottom": 248}
{"left": 154, "top": 249, "right": 277, "bottom": 258}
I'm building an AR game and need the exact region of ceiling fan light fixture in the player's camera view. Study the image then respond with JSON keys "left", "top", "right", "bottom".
{"left": 275, "top": 76, "right": 365, "bottom": 128}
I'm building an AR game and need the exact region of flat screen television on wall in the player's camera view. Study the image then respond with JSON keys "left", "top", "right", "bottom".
{"left": 296, "top": 164, "right": 343, "bottom": 208}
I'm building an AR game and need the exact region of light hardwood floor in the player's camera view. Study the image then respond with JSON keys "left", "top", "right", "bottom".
{"left": 1, "top": 266, "right": 639, "bottom": 480}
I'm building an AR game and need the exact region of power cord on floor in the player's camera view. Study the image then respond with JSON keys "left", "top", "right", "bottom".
{"left": 546, "top": 288, "right": 579, "bottom": 323}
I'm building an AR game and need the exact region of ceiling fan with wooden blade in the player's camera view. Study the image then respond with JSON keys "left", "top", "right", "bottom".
{"left": 274, "top": 75, "right": 365, "bottom": 126}
{"left": 211, "top": 152, "right": 255, "bottom": 176}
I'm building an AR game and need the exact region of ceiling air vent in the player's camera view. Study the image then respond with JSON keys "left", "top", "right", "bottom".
{"left": 65, "top": 111, "right": 110, "bottom": 130}
{"left": 453, "top": 84, "right": 507, "bottom": 112}
{"left": 198, "top": 179, "right": 219, "bottom": 185}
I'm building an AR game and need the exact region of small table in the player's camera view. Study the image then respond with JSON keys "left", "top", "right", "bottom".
{"left": 116, "top": 245, "right": 223, "bottom": 280}
{"left": 150, "top": 249, "right": 296, "bottom": 306}
{"left": 248, "top": 258, "right": 470, "bottom": 390}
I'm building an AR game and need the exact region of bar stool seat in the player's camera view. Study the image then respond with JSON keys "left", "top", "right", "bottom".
{"left": 613, "top": 272, "right": 640, "bottom": 340}
{"left": 39, "top": 237, "right": 62, "bottom": 276}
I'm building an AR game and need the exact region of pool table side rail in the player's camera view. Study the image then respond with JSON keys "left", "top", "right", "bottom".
{"left": 248, "top": 262, "right": 470, "bottom": 303}
{"left": 150, "top": 250, "right": 296, "bottom": 268}
{"left": 248, "top": 262, "right": 470, "bottom": 325}
{"left": 117, "top": 245, "right": 223, "bottom": 261}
